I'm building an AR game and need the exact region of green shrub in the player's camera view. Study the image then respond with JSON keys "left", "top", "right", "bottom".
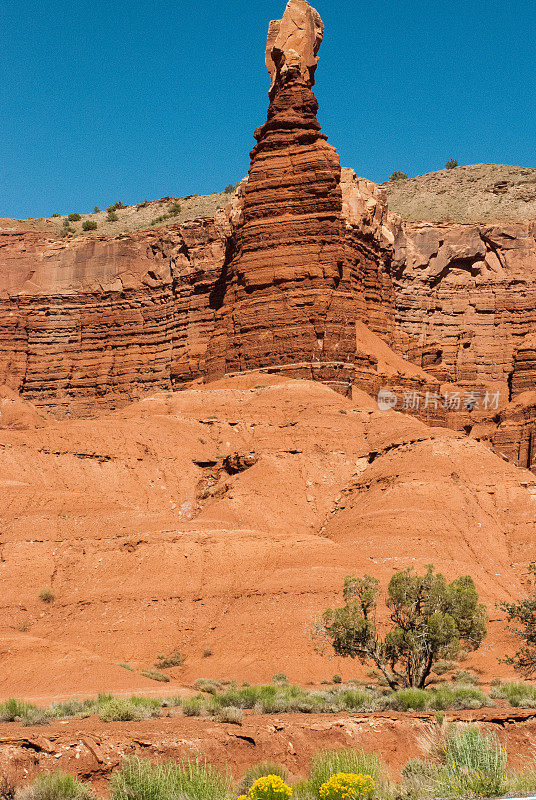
{"left": 272, "top": 673, "right": 288, "bottom": 684}
{"left": 67, "top": 213, "right": 81, "bottom": 221}
{"left": 223, "top": 184, "right": 236, "bottom": 194}
{"left": 51, "top": 213, "right": 61, "bottom": 218}
{"left": 93, "top": 206, "right": 101, "bottom": 213}
{"left": 50, "top": 699, "right": 85, "bottom": 718}
{"left": 168, "top": 202, "right": 181, "bottom": 215}
{"left": 107, "top": 201, "right": 124, "bottom": 212}
{"left": 332, "top": 674, "right": 342, "bottom": 684}
{"left": 0, "top": 698, "right": 37, "bottom": 722}
{"left": 308, "top": 748, "right": 386, "bottom": 798}
{"left": 391, "top": 688, "right": 430, "bottom": 711}
{"left": 401, "top": 758, "right": 440, "bottom": 796}
{"left": 98, "top": 697, "right": 159, "bottom": 722}
{"left": 445, "top": 159, "right": 459, "bottom": 170}
{"left": 388, "top": 171, "right": 408, "bottom": 182}
{"left": 107, "top": 211, "right": 118, "bottom": 222}
{"left": 154, "top": 651, "right": 185, "bottom": 669}
{"left": 440, "top": 725, "right": 507, "bottom": 797}
{"left": 82, "top": 220, "right": 97, "bottom": 231}
{"left": 17, "top": 771, "right": 95, "bottom": 800}
{"left": 237, "top": 763, "right": 290, "bottom": 796}
{"left": 110, "top": 756, "right": 231, "bottom": 800}
{"left": 491, "top": 680, "right": 536, "bottom": 707}
{"left": 39, "top": 587, "right": 54, "bottom": 603}
{"left": 432, "top": 684, "right": 490, "bottom": 711}
{"left": 182, "top": 696, "right": 206, "bottom": 716}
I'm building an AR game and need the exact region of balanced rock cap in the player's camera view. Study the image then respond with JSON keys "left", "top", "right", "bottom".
{"left": 265, "top": 0, "right": 324, "bottom": 97}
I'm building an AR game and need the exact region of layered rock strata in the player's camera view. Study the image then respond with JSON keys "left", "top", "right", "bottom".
{"left": 204, "top": 0, "right": 395, "bottom": 394}
{"left": 0, "top": 221, "right": 227, "bottom": 416}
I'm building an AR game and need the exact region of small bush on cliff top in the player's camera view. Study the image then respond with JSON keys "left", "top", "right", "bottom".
{"left": 388, "top": 170, "right": 408, "bottom": 182}
{"left": 82, "top": 220, "right": 97, "bottom": 231}
{"left": 67, "top": 213, "right": 81, "bottom": 221}
{"left": 445, "top": 159, "right": 459, "bottom": 170}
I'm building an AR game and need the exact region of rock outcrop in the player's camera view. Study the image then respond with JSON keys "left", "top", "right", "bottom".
{"left": 205, "top": 0, "right": 395, "bottom": 394}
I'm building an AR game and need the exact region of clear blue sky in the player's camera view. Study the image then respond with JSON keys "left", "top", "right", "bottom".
{"left": 1, "top": 0, "right": 535, "bottom": 218}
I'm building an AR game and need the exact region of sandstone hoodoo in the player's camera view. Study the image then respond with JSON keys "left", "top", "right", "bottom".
{"left": 205, "top": 0, "right": 394, "bottom": 393}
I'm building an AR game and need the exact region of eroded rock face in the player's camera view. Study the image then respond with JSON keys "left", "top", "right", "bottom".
{"left": 392, "top": 220, "right": 536, "bottom": 398}
{"left": 266, "top": 0, "right": 324, "bottom": 97}
{"left": 0, "top": 221, "right": 228, "bottom": 416}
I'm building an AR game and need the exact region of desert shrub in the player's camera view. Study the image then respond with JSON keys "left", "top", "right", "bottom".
{"left": 193, "top": 678, "right": 223, "bottom": 694}
{"left": 272, "top": 673, "right": 288, "bottom": 684}
{"left": 203, "top": 648, "right": 213, "bottom": 657}
{"left": 107, "top": 202, "right": 124, "bottom": 212}
{"left": 332, "top": 675, "right": 342, "bottom": 684}
{"left": 334, "top": 689, "right": 375, "bottom": 711}
{"left": 439, "top": 725, "right": 507, "bottom": 797}
{"left": 432, "top": 660, "right": 455, "bottom": 676}
{"left": 308, "top": 749, "right": 386, "bottom": 798}
{"left": 237, "top": 764, "right": 290, "bottom": 796}
{"left": 491, "top": 680, "right": 536, "bottom": 707}
{"left": 216, "top": 706, "right": 243, "bottom": 723}
{"left": 182, "top": 695, "right": 206, "bottom": 716}
{"left": 50, "top": 699, "right": 85, "bottom": 718}
{"left": 98, "top": 697, "right": 158, "bottom": 722}
{"left": 16, "top": 771, "right": 95, "bottom": 800}
{"left": 82, "top": 220, "right": 97, "bottom": 231}
{"left": 39, "top": 587, "right": 54, "bottom": 603}
{"left": 431, "top": 684, "right": 490, "bottom": 710}
{"left": 141, "top": 669, "right": 170, "bottom": 683}
{"left": 318, "top": 773, "right": 375, "bottom": 800}
{"left": 168, "top": 202, "right": 181, "bottom": 215}
{"left": 451, "top": 669, "right": 479, "bottom": 685}
{"left": 154, "top": 651, "right": 185, "bottom": 669}
{"left": 401, "top": 758, "right": 440, "bottom": 797}
{"left": 51, "top": 213, "right": 61, "bottom": 218}
{"left": 445, "top": 159, "right": 459, "bottom": 170}
{"left": 110, "top": 756, "right": 231, "bottom": 800}
{"left": 93, "top": 206, "right": 100, "bottom": 213}
{"left": 388, "top": 171, "right": 408, "bottom": 182}
{"left": 245, "top": 776, "right": 293, "bottom": 800}
{"left": 223, "top": 184, "right": 236, "bottom": 194}
{"left": 18, "top": 706, "right": 55, "bottom": 726}
{"left": 107, "top": 211, "right": 118, "bottom": 222}
{"left": 67, "top": 213, "right": 81, "bottom": 222}
{"left": 390, "top": 688, "right": 430, "bottom": 711}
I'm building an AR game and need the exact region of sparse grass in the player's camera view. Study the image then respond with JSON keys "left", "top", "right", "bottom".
{"left": 193, "top": 678, "right": 223, "bottom": 694}
{"left": 119, "top": 662, "right": 134, "bottom": 671}
{"left": 110, "top": 756, "right": 231, "bottom": 800}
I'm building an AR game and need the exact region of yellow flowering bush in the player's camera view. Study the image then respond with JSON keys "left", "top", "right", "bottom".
{"left": 318, "top": 773, "right": 375, "bottom": 800}
{"left": 246, "top": 775, "right": 293, "bottom": 800}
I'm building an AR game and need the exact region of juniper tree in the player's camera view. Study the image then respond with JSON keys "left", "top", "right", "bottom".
{"left": 314, "top": 565, "right": 487, "bottom": 689}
